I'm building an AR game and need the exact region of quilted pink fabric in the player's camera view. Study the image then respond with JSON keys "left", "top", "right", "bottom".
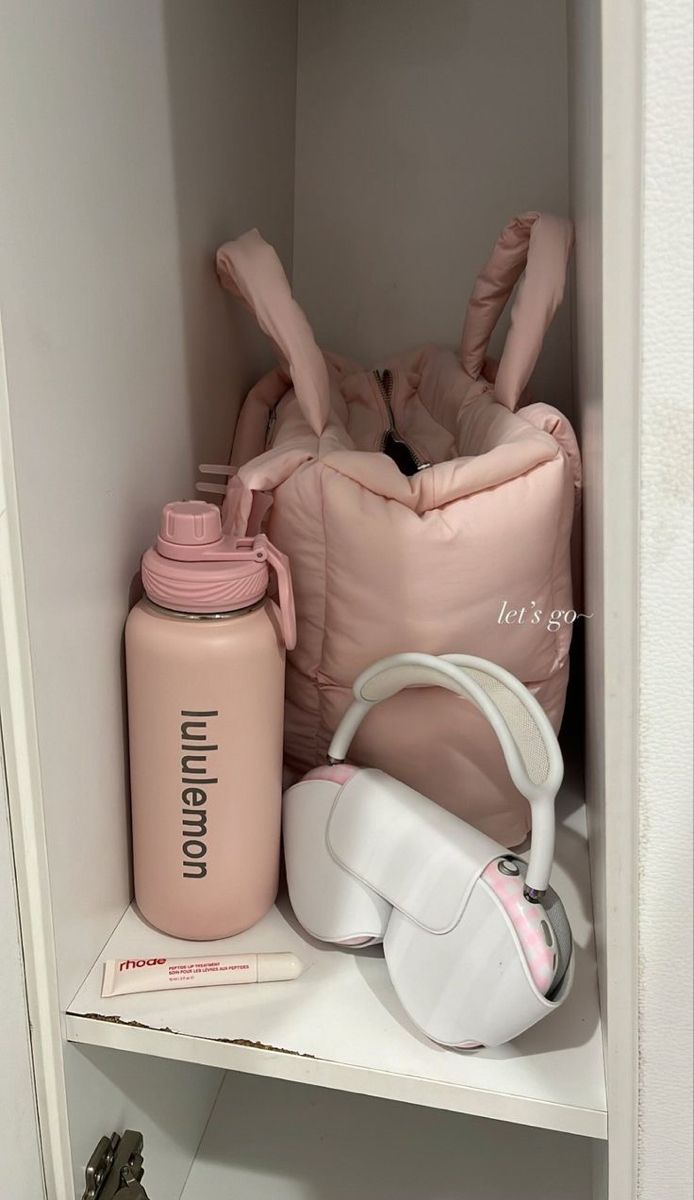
{"left": 217, "top": 213, "right": 581, "bottom": 846}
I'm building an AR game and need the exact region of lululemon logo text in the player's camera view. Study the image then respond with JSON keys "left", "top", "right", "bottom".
{"left": 180, "top": 710, "right": 218, "bottom": 880}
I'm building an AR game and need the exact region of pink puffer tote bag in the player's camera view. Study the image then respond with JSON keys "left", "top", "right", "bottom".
{"left": 215, "top": 212, "right": 581, "bottom": 846}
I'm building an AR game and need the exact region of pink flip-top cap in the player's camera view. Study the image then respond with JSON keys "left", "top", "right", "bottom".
{"left": 140, "top": 500, "right": 296, "bottom": 649}
{"left": 158, "top": 500, "right": 223, "bottom": 548}
{"left": 142, "top": 501, "right": 269, "bottom": 616}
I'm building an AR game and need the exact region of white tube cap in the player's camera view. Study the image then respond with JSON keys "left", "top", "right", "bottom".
{"left": 257, "top": 952, "right": 304, "bottom": 983}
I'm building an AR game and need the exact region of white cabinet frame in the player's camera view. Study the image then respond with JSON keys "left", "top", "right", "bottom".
{"left": 0, "top": 2, "right": 655, "bottom": 1195}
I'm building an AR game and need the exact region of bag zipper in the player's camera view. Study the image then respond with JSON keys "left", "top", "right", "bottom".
{"left": 374, "top": 369, "right": 430, "bottom": 476}
{"left": 266, "top": 400, "right": 280, "bottom": 446}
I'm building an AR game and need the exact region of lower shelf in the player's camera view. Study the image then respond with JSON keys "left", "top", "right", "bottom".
{"left": 180, "top": 1073, "right": 597, "bottom": 1200}
{"left": 66, "top": 790, "right": 606, "bottom": 1140}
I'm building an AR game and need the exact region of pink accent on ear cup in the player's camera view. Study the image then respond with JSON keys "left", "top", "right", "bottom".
{"left": 337, "top": 936, "right": 381, "bottom": 946}
{"left": 482, "top": 860, "right": 556, "bottom": 994}
{"left": 303, "top": 764, "right": 359, "bottom": 785}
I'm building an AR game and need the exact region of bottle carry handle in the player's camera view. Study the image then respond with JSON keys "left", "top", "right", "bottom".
{"left": 262, "top": 538, "right": 297, "bottom": 651}
{"left": 193, "top": 534, "right": 296, "bottom": 652}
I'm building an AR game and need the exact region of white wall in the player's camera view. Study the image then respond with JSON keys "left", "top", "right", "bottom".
{"left": 637, "top": 0, "right": 693, "bottom": 1196}
{"left": 0, "top": 764, "right": 44, "bottom": 1200}
{"left": 0, "top": 2, "right": 297, "bottom": 1192}
{"left": 0, "top": 0, "right": 297, "bottom": 1013}
{"left": 567, "top": 5, "right": 612, "bottom": 1197}
{"left": 64, "top": 1045, "right": 222, "bottom": 1200}
{"left": 293, "top": 0, "right": 572, "bottom": 414}
{"left": 567, "top": 0, "right": 603, "bottom": 901}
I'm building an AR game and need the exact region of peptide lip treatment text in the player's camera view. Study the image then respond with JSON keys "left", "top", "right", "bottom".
{"left": 102, "top": 952, "right": 304, "bottom": 997}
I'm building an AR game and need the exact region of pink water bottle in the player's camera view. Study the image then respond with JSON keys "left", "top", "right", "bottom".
{"left": 125, "top": 500, "right": 296, "bottom": 940}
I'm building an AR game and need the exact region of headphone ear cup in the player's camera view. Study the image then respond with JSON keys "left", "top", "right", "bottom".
{"left": 487, "top": 858, "right": 573, "bottom": 995}
{"left": 283, "top": 771, "right": 392, "bottom": 946}
{"left": 542, "top": 886, "right": 573, "bottom": 997}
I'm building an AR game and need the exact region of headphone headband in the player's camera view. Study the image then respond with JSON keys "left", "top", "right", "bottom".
{"left": 328, "top": 653, "right": 562, "bottom": 895}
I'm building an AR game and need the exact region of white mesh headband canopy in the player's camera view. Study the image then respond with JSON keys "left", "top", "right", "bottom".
{"left": 447, "top": 665, "right": 551, "bottom": 787}
{"left": 328, "top": 652, "right": 564, "bottom": 895}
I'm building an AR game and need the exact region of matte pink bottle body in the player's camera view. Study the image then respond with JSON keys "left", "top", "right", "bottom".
{"left": 126, "top": 597, "right": 286, "bottom": 939}
{"left": 125, "top": 500, "right": 295, "bottom": 941}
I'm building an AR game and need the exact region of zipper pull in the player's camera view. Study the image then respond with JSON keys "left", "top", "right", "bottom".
{"left": 267, "top": 402, "right": 279, "bottom": 443}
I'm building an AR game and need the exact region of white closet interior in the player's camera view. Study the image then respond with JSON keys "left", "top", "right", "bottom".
{"left": 0, "top": 2, "right": 625, "bottom": 1197}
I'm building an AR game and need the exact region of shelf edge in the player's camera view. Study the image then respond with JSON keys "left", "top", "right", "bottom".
{"left": 65, "top": 1011, "right": 607, "bottom": 1141}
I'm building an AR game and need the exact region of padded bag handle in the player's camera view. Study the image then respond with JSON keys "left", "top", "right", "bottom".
{"left": 460, "top": 212, "right": 574, "bottom": 411}
{"left": 217, "top": 230, "right": 330, "bottom": 437}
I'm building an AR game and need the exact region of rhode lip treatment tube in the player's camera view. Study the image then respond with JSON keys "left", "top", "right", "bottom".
{"left": 102, "top": 952, "right": 304, "bottom": 998}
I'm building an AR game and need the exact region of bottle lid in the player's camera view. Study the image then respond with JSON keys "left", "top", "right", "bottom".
{"left": 159, "top": 499, "right": 223, "bottom": 548}
{"left": 139, "top": 501, "right": 296, "bottom": 649}
{"left": 142, "top": 501, "right": 269, "bottom": 617}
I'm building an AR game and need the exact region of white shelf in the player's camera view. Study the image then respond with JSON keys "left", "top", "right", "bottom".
{"left": 180, "top": 1072, "right": 596, "bottom": 1200}
{"left": 66, "top": 790, "right": 606, "bottom": 1140}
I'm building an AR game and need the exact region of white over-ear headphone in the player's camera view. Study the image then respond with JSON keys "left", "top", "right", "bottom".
{"left": 283, "top": 652, "right": 574, "bottom": 1048}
